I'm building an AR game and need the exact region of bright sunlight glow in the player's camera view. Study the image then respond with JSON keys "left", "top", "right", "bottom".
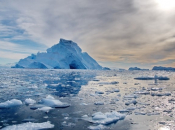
{"left": 155, "top": 0, "right": 175, "bottom": 10}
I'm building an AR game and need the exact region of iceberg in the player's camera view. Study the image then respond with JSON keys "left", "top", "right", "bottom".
{"left": 12, "top": 39, "right": 102, "bottom": 69}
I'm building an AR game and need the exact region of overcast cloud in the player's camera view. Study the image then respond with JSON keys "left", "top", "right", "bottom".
{"left": 0, "top": 0, "right": 175, "bottom": 69}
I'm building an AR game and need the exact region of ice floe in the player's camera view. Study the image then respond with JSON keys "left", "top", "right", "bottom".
{"left": 0, "top": 99, "right": 22, "bottom": 108}
{"left": 41, "top": 95, "right": 70, "bottom": 108}
{"left": 25, "top": 98, "right": 36, "bottom": 105}
{"left": 82, "top": 111, "right": 125, "bottom": 125}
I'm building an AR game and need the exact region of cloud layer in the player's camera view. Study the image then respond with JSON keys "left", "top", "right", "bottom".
{"left": 0, "top": 0, "right": 175, "bottom": 68}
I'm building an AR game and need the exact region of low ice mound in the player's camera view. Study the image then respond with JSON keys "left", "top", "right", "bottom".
{"left": 2, "top": 121, "right": 54, "bottom": 130}
{"left": 82, "top": 111, "right": 125, "bottom": 125}
{"left": 41, "top": 95, "right": 70, "bottom": 108}
{"left": 0, "top": 99, "right": 22, "bottom": 108}
{"left": 25, "top": 98, "right": 36, "bottom": 105}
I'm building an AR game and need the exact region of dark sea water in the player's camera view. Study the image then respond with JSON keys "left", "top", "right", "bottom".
{"left": 0, "top": 69, "right": 174, "bottom": 130}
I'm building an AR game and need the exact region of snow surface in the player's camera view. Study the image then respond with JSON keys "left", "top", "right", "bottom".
{"left": 12, "top": 38, "right": 102, "bottom": 69}
{"left": 2, "top": 121, "right": 54, "bottom": 130}
{"left": 0, "top": 99, "right": 22, "bottom": 108}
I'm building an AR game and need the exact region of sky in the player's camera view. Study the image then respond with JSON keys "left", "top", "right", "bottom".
{"left": 0, "top": 0, "right": 175, "bottom": 69}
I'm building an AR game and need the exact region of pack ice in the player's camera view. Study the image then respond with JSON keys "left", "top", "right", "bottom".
{"left": 12, "top": 39, "right": 102, "bottom": 69}
{"left": 2, "top": 121, "right": 54, "bottom": 130}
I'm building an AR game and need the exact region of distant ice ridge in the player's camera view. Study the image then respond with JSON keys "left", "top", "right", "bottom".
{"left": 2, "top": 121, "right": 54, "bottom": 130}
{"left": 134, "top": 75, "right": 170, "bottom": 80}
{"left": 12, "top": 38, "right": 102, "bottom": 70}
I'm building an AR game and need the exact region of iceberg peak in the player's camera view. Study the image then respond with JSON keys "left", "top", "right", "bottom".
{"left": 12, "top": 38, "right": 102, "bottom": 70}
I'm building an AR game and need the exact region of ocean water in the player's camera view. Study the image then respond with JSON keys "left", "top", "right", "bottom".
{"left": 0, "top": 69, "right": 174, "bottom": 130}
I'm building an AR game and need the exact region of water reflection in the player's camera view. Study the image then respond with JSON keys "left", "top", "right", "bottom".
{"left": 45, "top": 71, "right": 96, "bottom": 97}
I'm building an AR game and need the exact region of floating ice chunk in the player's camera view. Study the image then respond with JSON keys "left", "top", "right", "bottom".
{"left": 25, "top": 98, "right": 36, "bottom": 105}
{"left": 124, "top": 94, "right": 138, "bottom": 99}
{"left": 61, "top": 121, "right": 76, "bottom": 127}
{"left": 125, "top": 100, "right": 137, "bottom": 105}
{"left": 134, "top": 91, "right": 150, "bottom": 95}
{"left": 157, "top": 76, "right": 170, "bottom": 80}
{"left": 134, "top": 112, "right": 146, "bottom": 115}
{"left": 151, "top": 92, "right": 171, "bottom": 96}
{"left": 134, "top": 76, "right": 170, "bottom": 80}
{"left": 30, "top": 104, "right": 46, "bottom": 110}
{"left": 92, "top": 112, "right": 107, "bottom": 120}
{"left": 95, "top": 91, "right": 104, "bottom": 94}
{"left": 151, "top": 88, "right": 162, "bottom": 91}
{"left": 82, "top": 115, "right": 88, "bottom": 118}
{"left": 83, "top": 111, "right": 125, "bottom": 125}
{"left": 117, "top": 109, "right": 130, "bottom": 113}
{"left": 127, "top": 107, "right": 136, "bottom": 111}
{"left": 158, "top": 126, "right": 170, "bottom": 130}
{"left": 94, "top": 102, "right": 104, "bottom": 105}
{"left": 0, "top": 99, "right": 22, "bottom": 108}
{"left": 46, "top": 95, "right": 55, "bottom": 99}
{"left": 88, "top": 124, "right": 106, "bottom": 130}
{"left": 37, "top": 106, "right": 53, "bottom": 113}
{"left": 147, "top": 112, "right": 160, "bottom": 116}
{"left": 2, "top": 121, "right": 54, "bottom": 130}
{"left": 110, "top": 81, "right": 119, "bottom": 84}
{"left": 22, "top": 118, "right": 37, "bottom": 122}
{"left": 41, "top": 95, "right": 70, "bottom": 108}
{"left": 134, "top": 77, "right": 154, "bottom": 80}
{"left": 80, "top": 103, "right": 88, "bottom": 105}
{"left": 113, "top": 89, "right": 120, "bottom": 92}
{"left": 98, "top": 82, "right": 119, "bottom": 85}
{"left": 28, "top": 85, "right": 38, "bottom": 89}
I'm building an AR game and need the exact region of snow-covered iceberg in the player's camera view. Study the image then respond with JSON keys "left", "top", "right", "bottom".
{"left": 12, "top": 39, "right": 102, "bottom": 69}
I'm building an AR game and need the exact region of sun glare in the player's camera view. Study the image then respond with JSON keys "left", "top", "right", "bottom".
{"left": 155, "top": 0, "right": 175, "bottom": 10}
